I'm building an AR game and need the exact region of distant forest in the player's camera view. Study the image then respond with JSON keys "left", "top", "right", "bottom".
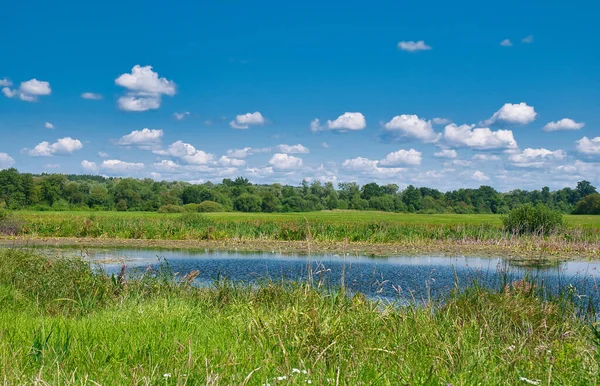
{"left": 0, "top": 168, "right": 598, "bottom": 214}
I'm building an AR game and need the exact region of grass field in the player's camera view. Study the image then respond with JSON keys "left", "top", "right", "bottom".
{"left": 0, "top": 248, "right": 598, "bottom": 385}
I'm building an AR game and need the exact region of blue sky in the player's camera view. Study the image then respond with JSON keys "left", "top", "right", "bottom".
{"left": 1, "top": 0, "right": 599, "bottom": 191}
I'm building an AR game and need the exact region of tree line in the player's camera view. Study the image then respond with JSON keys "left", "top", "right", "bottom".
{"left": 0, "top": 168, "right": 598, "bottom": 214}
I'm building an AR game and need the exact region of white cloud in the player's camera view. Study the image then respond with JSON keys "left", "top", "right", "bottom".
{"left": 434, "top": 149, "right": 457, "bottom": 159}
{"left": 449, "top": 159, "right": 472, "bottom": 167}
{"left": 380, "top": 148, "right": 422, "bottom": 166}
{"left": 397, "top": 40, "right": 432, "bottom": 52}
{"left": 226, "top": 147, "right": 270, "bottom": 158}
{"left": 44, "top": 164, "right": 60, "bottom": 169}
{"left": 471, "top": 170, "right": 490, "bottom": 181}
{"left": 444, "top": 123, "right": 518, "bottom": 150}
{"left": 101, "top": 159, "right": 144, "bottom": 173}
{"left": 326, "top": 112, "right": 366, "bottom": 131}
{"left": 117, "top": 96, "right": 161, "bottom": 112}
{"left": 98, "top": 152, "right": 109, "bottom": 158}
{"left": 81, "top": 160, "right": 98, "bottom": 172}
{"left": 576, "top": 137, "right": 600, "bottom": 155}
{"left": 310, "top": 118, "right": 321, "bottom": 132}
{"left": 269, "top": 153, "right": 303, "bottom": 170}
{"left": 246, "top": 166, "right": 274, "bottom": 178}
{"left": 522, "top": 35, "right": 534, "bottom": 43}
{"left": 500, "top": 39, "right": 513, "bottom": 47}
{"left": 509, "top": 148, "right": 566, "bottom": 168}
{"left": 2, "top": 88, "right": 16, "bottom": 98}
{"left": 0, "top": 153, "right": 15, "bottom": 169}
{"left": 154, "top": 140, "right": 214, "bottom": 165}
{"left": 3, "top": 78, "right": 51, "bottom": 102}
{"left": 115, "top": 65, "right": 176, "bottom": 112}
{"left": 342, "top": 157, "right": 406, "bottom": 177}
{"left": 81, "top": 92, "right": 103, "bottom": 100}
{"left": 26, "top": 137, "right": 83, "bottom": 156}
{"left": 174, "top": 111, "right": 190, "bottom": 120}
{"left": 276, "top": 144, "right": 310, "bottom": 154}
{"left": 432, "top": 117, "right": 451, "bottom": 125}
{"left": 472, "top": 154, "right": 501, "bottom": 161}
{"left": 44, "top": 122, "right": 54, "bottom": 129}
{"left": 321, "top": 142, "right": 329, "bottom": 148}
{"left": 384, "top": 114, "right": 440, "bottom": 142}
{"left": 118, "top": 128, "right": 163, "bottom": 147}
{"left": 543, "top": 118, "right": 585, "bottom": 132}
{"left": 483, "top": 102, "right": 537, "bottom": 126}
{"left": 218, "top": 156, "right": 246, "bottom": 167}
{"left": 0, "top": 78, "right": 12, "bottom": 87}
{"left": 229, "top": 112, "right": 265, "bottom": 129}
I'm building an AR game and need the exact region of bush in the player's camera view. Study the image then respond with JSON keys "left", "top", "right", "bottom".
{"left": 0, "top": 210, "right": 22, "bottom": 236}
{"left": 573, "top": 194, "right": 600, "bottom": 215}
{"left": 115, "top": 200, "right": 128, "bottom": 212}
{"left": 179, "top": 213, "right": 214, "bottom": 228}
{"left": 158, "top": 204, "right": 185, "bottom": 213}
{"left": 502, "top": 203, "right": 564, "bottom": 235}
{"left": 196, "top": 201, "right": 224, "bottom": 212}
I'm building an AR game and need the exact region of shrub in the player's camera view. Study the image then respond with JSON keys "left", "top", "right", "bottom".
{"left": 179, "top": 213, "right": 214, "bottom": 228}
{"left": 197, "top": 201, "right": 224, "bottom": 212}
{"left": 0, "top": 210, "right": 22, "bottom": 236}
{"left": 158, "top": 204, "right": 185, "bottom": 213}
{"left": 502, "top": 203, "right": 564, "bottom": 235}
{"left": 573, "top": 194, "right": 600, "bottom": 215}
{"left": 115, "top": 200, "right": 128, "bottom": 212}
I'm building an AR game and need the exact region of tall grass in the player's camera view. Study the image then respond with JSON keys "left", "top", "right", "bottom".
{"left": 0, "top": 248, "right": 599, "bottom": 384}
{"left": 9, "top": 211, "right": 600, "bottom": 245}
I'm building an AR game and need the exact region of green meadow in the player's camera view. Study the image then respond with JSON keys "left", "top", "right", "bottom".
{"left": 0, "top": 248, "right": 598, "bottom": 385}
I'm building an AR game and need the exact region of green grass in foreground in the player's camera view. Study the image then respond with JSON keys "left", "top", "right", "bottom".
{"left": 9, "top": 211, "right": 600, "bottom": 245}
{"left": 0, "top": 248, "right": 598, "bottom": 384}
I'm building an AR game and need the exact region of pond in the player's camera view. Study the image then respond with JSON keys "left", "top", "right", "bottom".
{"left": 78, "top": 248, "right": 600, "bottom": 305}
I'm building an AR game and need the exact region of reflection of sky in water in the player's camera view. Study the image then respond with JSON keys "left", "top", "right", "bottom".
{"left": 81, "top": 249, "right": 600, "bottom": 305}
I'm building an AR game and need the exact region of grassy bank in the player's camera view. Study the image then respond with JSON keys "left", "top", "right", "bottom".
{"left": 0, "top": 248, "right": 598, "bottom": 384}
{"left": 3, "top": 210, "right": 599, "bottom": 257}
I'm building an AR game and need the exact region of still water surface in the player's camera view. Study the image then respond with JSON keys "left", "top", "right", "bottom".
{"left": 83, "top": 249, "right": 600, "bottom": 304}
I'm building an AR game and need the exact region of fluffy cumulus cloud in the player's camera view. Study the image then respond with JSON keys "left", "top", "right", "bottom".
{"left": 444, "top": 123, "right": 518, "bottom": 150}
{"left": 379, "top": 149, "right": 422, "bottom": 166}
{"left": 2, "top": 78, "right": 51, "bottom": 102}
{"left": 117, "top": 128, "right": 163, "bottom": 147}
{"left": 483, "top": 102, "right": 536, "bottom": 126}
{"left": 230, "top": 112, "right": 265, "bottom": 129}
{"left": 576, "top": 137, "right": 600, "bottom": 155}
{"left": 81, "top": 92, "right": 102, "bottom": 100}
{"left": 217, "top": 156, "right": 246, "bottom": 167}
{"left": 44, "top": 122, "right": 54, "bottom": 129}
{"left": 324, "top": 112, "right": 366, "bottom": 131}
{"left": 471, "top": 170, "right": 490, "bottom": 182}
{"left": 154, "top": 141, "right": 214, "bottom": 165}
{"left": 509, "top": 148, "right": 566, "bottom": 168}
{"left": 115, "top": 65, "right": 176, "bottom": 112}
{"left": 500, "top": 39, "right": 512, "bottom": 47}
{"left": 0, "top": 78, "right": 12, "bottom": 87}
{"left": 434, "top": 149, "right": 457, "bottom": 159}
{"left": 0, "top": 153, "right": 15, "bottom": 169}
{"left": 269, "top": 153, "right": 303, "bottom": 170}
{"left": 310, "top": 118, "right": 321, "bottom": 132}
{"left": 543, "top": 118, "right": 585, "bottom": 132}
{"left": 472, "top": 154, "right": 501, "bottom": 161}
{"left": 397, "top": 40, "right": 432, "bottom": 52}
{"left": 384, "top": 114, "right": 440, "bottom": 143}
{"left": 275, "top": 144, "right": 309, "bottom": 154}
{"left": 100, "top": 159, "right": 145, "bottom": 173}
{"left": 81, "top": 160, "right": 98, "bottom": 172}
{"left": 226, "top": 147, "right": 270, "bottom": 159}
{"left": 342, "top": 157, "right": 405, "bottom": 178}
{"left": 26, "top": 137, "right": 83, "bottom": 156}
